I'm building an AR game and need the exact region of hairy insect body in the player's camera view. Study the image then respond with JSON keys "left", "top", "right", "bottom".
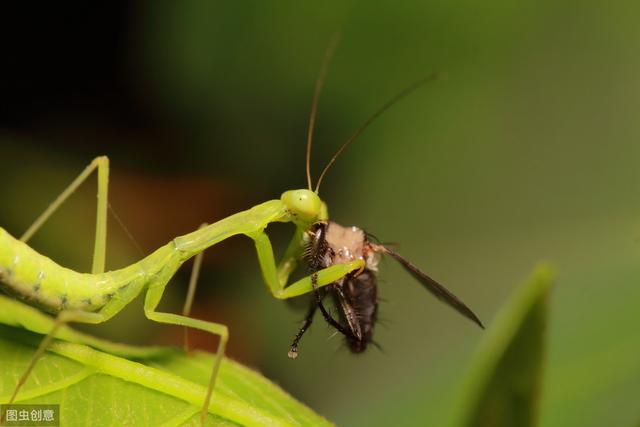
{"left": 297, "top": 219, "right": 483, "bottom": 356}
{"left": 333, "top": 269, "right": 378, "bottom": 353}
{"left": 308, "top": 221, "right": 380, "bottom": 352}
{"left": 0, "top": 227, "right": 180, "bottom": 314}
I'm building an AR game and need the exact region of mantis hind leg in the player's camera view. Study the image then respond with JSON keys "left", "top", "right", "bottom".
{"left": 4, "top": 310, "right": 104, "bottom": 409}
{"left": 20, "top": 156, "right": 110, "bottom": 274}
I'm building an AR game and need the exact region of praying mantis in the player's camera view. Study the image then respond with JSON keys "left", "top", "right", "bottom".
{"left": 0, "top": 38, "right": 482, "bottom": 426}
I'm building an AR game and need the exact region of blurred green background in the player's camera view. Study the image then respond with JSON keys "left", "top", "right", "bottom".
{"left": 1, "top": 1, "right": 639, "bottom": 426}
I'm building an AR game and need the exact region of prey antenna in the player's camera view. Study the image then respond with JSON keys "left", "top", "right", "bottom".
{"left": 306, "top": 32, "right": 342, "bottom": 190}
{"left": 315, "top": 72, "right": 441, "bottom": 192}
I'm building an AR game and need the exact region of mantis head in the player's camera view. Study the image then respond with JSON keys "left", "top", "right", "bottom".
{"left": 281, "top": 189, "right": 327, "bottom": 227}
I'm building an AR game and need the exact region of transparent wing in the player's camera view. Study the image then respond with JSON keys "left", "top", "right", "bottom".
{"left": 380, "top": 246, "right": 484, "bottom": 328}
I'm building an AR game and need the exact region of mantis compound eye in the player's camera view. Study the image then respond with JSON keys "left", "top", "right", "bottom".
{"left": 281, "top": 189, "right": 322, "bottom": 222}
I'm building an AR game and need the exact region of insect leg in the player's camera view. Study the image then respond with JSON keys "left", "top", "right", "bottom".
{"left": 20, "top": 156, "right": 110, "bottom": 274}
{"left": 278, "top": 262, "right": 364, "bottom": 299}
{"left": 310, "top": 274, "right": 351, "bottom": 336}
{"left": 143, "top": 267, "right": 228, "bottom": 426}
{"left": 250, "top": 230, "right": 365, "bottom": 299}
{"left": 287, "top": 276, "right": 352, "bottom": 358}
{"left": 275, "top": 228, "right": 306, "bottom": 285}
{"left": 5, "top": 310, "right": 104, "bottom": 408}
{"left": 181, "top": 223, "right": 208, "bottom": 352}
{"left": 288, "top": 301, "right": 317, "bottom": 359}
{"left": 4, "top": 275, "right": 152, "bottom": 412}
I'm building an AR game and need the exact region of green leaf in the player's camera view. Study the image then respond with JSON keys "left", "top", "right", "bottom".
{"left": 0, "top": 298, "right": 332, "bottom": 427}
{"left": 454, "top": 264, "right": 554, "bottom": 427}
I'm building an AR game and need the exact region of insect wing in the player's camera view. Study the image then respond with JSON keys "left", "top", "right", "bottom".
{"left": 381, "top": 246, "right": 484, "bottom": 328}
{"left": 332, "top": 280, "right": 364, "bottom": 340}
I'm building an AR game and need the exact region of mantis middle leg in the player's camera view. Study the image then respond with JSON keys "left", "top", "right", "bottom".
{"left": 143, "top": 256, "right": 228, "bottom": 426}
{"left": 181, "top": 223, "right": 208, "bottom": 351}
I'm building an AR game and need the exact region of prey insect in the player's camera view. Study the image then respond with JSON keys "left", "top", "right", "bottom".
{"left": 285, "top": 38, "right": 483, "bottom": 358}
{"left": 288, "top": 221, "right": 483, "bottom": 357}
{"left": 0, "top": 38, "right": 482, "bottom": 426}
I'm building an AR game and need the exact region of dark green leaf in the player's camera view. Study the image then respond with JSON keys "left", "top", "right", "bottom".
{"left": 455, "top": 264, "right": 554, "bottom": 427}
{"left": 0, "top": 322, "right": 332, "bottom": 427}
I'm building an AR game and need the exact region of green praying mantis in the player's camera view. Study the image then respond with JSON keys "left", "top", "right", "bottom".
{"left": 0, "top": 39, "right": 481, "bottom": 426}
{"left": 0, "top": 154, "right": 363, "bottom": 425}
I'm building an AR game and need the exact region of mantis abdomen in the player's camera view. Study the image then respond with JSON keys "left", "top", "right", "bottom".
{"left": 0, "top": 227, "right": 179, "bottom": 315}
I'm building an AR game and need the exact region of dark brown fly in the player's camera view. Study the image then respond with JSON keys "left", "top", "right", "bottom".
{"left": 287, "top": 35, "right": 483, "bottom": 358}
{"left": 287, "top": 220, "right": 483, "bottom": 358}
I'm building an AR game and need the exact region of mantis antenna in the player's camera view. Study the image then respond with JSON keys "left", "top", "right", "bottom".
{"left": 306, "top": 33, "right": 342, "bottom": 190}
{"left": 314, "top": 72, "right": 442, "bottom": 193}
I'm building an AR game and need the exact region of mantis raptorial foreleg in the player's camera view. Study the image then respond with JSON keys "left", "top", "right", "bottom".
{"left": 250, "top": 230, "right": 365, "bottom": 299}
